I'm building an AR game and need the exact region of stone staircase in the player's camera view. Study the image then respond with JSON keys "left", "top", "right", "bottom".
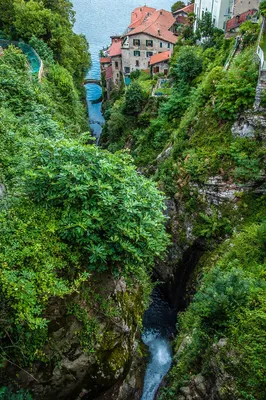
{"left": 254, "top": 70, "right": 266, "bottom": 111}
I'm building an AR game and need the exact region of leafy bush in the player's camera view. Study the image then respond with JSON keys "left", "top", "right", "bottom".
{"left": 123, "top": 82, "right": 146, "bottom": 115}
{"left": 239, "top": 21, "right": 260, "bottom": 47}
{"left": 214, "top": 48, "right": 258, "bottom": 120}
{"left": 172, "top": 46, "right": 203, "bottom": 84}
{"left": 29, "top": 35, "right": 54, "bottom": 64}
{"left": 24, "top": 140, "right": 169, "bottom": 278}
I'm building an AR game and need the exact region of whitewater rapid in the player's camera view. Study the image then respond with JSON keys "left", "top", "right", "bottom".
{"left": 141, "top": 329, "right": 172, "bottom": 400}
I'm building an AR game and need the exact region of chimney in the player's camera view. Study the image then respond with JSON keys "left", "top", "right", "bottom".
{"left": 158, "top": 29, "right": 161, "bottom": 36}
{"left": 160, "top": 11, "right": 163, "bottom": 15}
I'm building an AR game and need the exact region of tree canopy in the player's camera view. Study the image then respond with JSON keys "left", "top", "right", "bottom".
{"left": 171, "top": 1, "right": 185, "bottom": 13}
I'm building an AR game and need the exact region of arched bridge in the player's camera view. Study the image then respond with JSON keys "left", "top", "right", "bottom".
{"left": 84, "top": 78, "right": 102, "bottom": 86}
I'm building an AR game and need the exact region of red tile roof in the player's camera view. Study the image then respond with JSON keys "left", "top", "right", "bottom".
{"left": 175, "top": 3, "right": 194, "bottom": 15}
{"left": 107, "top": 38, "right": 122, "bottom": 57}
{"left": 129, "top": 6, "right": 157, "bottom": 29}
{"left": 150, "top": 50, "right": 171, "bottom": 65}
{"left": 100, "top": 57, "right": 111, "bottom": 64}
{"left": 226, "top": 9, "right": 256, "bottom": 31}
{"left": 128, "top": 9, "right": 178, "bottom": 44}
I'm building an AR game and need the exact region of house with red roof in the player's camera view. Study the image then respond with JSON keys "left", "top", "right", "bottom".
{"left": 172, "top": 3, "right": 195, "bottom": 26}
{"left": 150, "top": 50, "right": 171, "bottom": 75}
{"left": 121, "top": 6, "right": 177, "bottom": 78}
{"left": 100, "top": 36, "right": 123, "bottom": 95}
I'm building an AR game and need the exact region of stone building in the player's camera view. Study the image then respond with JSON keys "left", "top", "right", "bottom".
{"left": 173, "top": 3, "right": 195, "bottom": 25}
{"left": 121, "top": 7, "right": 178, "bottom": 79}
{"left": 233, "top": 0, "right": 260, "bottom": 16}
{"left": 150, "top": 50, "right": 171, "bottom": 75}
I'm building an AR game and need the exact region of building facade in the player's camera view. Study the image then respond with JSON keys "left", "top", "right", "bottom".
{"left": 121, "top": 33, "right": 175, "bottom": 75}
{"left": 150, "top": 50, "right": 171, "bottom": 75}
{"left": 194, "top": 0, "right": 234, "bottom": 30}
{"left": 233, "top": 0, "right": 260, "bottom": 16}
{"left": 121, "top": 7, "right": 178, "bottom": 78}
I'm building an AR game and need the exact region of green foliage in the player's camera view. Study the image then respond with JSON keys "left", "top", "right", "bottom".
{"left": 214, "top": 48, "right": 258, "bottom": 120}
{"left": 239, "top": 21, "right": 260, "bottom": 47}
{"left": 24, "top": 140, "right": 169, "bottom": 277}
{"left": 0, "top": 0, "right": 90, "bottom": 83}
{"left": 0, "top": 387, "right": 32, "bottom": 399}
{"left": 67, "top": 303, "right": 99, "bottom": 352}
{"left": 161, "top": 218, "right": 266, "bottom": 400}
{"left": 259, "top": 0, "right": 266, "bottom": 16}
{"left": 171, "top": 1, "right": 185, "bottom": 13}
{"left": 196, "top": 11, "right": 214, "bottom": 38}
{"left": 123, "top": 82, "right": 146, "bottom": 115}
{"left": 172, "top": 46, "right": 203, "bottom": 84}
{"left": 193, "top": 209, "right": 232, "bottom": 239}
{"left": 29, "top": 35, "right": 54, "bottom": 64}
{"left": 0, "top": 42, "right": 169, "bottom": 373}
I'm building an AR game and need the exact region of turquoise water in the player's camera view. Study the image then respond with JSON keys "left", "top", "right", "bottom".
{"left": 0, "top": 40, "right": 41, "bottom": 74}
{"left": 18, "top": 44, "right": 41, "bottom": 73}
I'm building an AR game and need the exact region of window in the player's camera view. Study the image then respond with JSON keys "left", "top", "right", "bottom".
{"left": 160, "top": 42, "right": 163, "bottom": 48}
{"left": 168, "top": 43, "right": 171, "bottom": 49}
{"left": 115, "top": 61, "right": 119, "bottom": 69}
{"left": 134, "top": 50, "right": 140, "bottom": 56}
{"left": 133, "top": 39, "right": 140, "bottom": 46}
{"left": 146, "top": 51, "right": 153, "bottom": 57}
{"left": 124, "top": 67, "right": 130, "bottom": 74}
{"left": 136, "top": 60, "right": 139, "bottom": 67}
{"left": 146, "top": 40, "right": 153, "bottom": 47}
{"left": 153, "top": 66, "right": 159, "bottom": 73}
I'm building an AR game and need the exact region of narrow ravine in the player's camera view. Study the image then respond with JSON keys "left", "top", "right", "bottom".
{"left": 84, "top": 49, "right": 105, "bottom": 143}
{"left": 141, "top": 288, "right": 176, "bottom": 400}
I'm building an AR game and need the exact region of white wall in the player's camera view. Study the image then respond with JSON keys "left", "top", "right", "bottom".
{"left": 122, "top": 33, "right": 174, "bottom": 74}
{"left": 194, "top": 0, "right": 233, "bottom": 30}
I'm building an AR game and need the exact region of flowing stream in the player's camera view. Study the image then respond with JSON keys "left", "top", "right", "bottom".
{"left": 141, "top": 288, "right": 176, "bottom": 400}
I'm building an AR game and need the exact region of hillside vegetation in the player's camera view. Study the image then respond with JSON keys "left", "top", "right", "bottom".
{"left": 101, "top": 14, "right": 266, "bottom": 400}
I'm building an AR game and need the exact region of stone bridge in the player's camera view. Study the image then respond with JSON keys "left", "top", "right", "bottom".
{"left": 84, "top": 78, "right": 102, "bottom": 86}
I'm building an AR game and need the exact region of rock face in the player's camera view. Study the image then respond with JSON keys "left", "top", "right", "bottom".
{"left": 232, "top": 110, "right": 266, "bottom": 141}
{"left": 196, "top": 175, "right": 266, "bottom": 205}
{"left": 175, "top": 338, "right": 238, "bottom": 400}
{"left": 6, "top": 275, "right": 145, "bottom": 400}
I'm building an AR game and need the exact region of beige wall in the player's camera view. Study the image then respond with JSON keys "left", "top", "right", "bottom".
{"left": 111, "top": 55, "right": 122, "bottom": 86}
{"left": 152, "top": 61, "right": 169, "bottom": 75}
{"left": 233, "top": 0, "right": 259, "bottom": 15}
{"left": 121, "top": 33, "right": 174, "bottom": 74}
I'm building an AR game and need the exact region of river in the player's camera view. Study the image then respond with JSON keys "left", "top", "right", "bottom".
{"left": 71, "top": 1, "right": 175, "bottom": 398}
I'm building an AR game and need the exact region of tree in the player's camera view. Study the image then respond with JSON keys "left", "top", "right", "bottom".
{"left": 172, "top": 46, "right": 203, "bottom": 83}
{"left": 123, "top": 82, "right": 146, "bottom": 116}
{"left": 196, "top": 11, "right": 214, "bottom": 38}
{"left": 259, "top": 0, "right": 266, "bottom": 16}
{"left": 171, "top": 1, "right": 185, "bottom": 13}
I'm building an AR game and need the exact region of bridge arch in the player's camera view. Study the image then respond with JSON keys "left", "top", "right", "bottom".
{"left": 84, "top": 78, "right": 102, "bottom": 87}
